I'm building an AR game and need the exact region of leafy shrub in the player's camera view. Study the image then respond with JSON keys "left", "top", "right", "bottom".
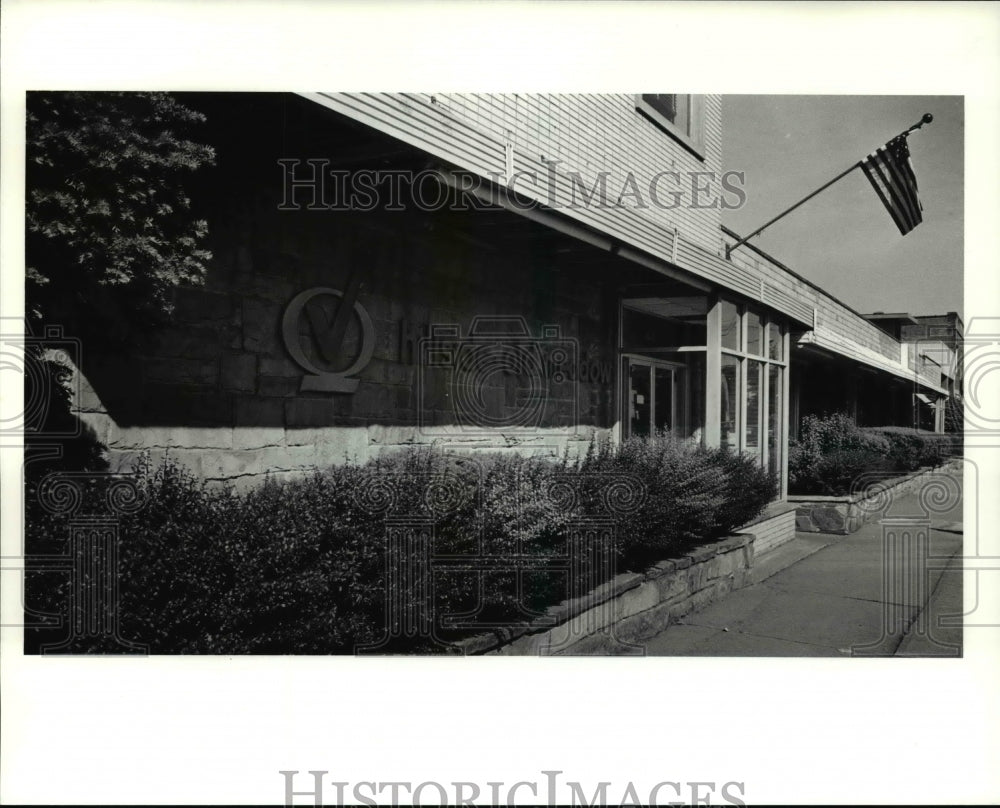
{"left": 27, "top": 92, "right": 214, "bottom": 335}
{"left": 571, "top": 433, "right": 777, "bottom": 565}
{"left": 864, "top": 426, "right": 922, "bottom": 471}
{"left": 87, "top": 460, "right": 389, "bottom": 653}
{"left": 789, "top": 413, "right": 893, "bottom": 495}
{"left": 864, "top": 426, "right": 955, "bottom": 470}
{"left": 25, "top": 439, "right": 777, "bottom": 654}
{"left": 789, "top": 414, "right": 954, "bottom": 496}
{"left": 713, "top": 447, "right": 782, "bottom": 533}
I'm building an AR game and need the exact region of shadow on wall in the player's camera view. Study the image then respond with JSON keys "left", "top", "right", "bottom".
{"left": 70, "top": 210, "right": 619, "bottom": 436}
{"left": 59, "top": 93, "right": 628, "bottom": 440}
{"left": 26, "top": 352, "right": 109, "bottom": 478}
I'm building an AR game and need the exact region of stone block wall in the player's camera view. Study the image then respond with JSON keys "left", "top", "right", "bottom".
{"left": 790, "top": 464, "right": 952, "bottom": 535}
{"left": 462, "top": 533, "right": 756, "bottom": 656}
{"left": 71, "top": 135, "right": 624, "bottom": 486}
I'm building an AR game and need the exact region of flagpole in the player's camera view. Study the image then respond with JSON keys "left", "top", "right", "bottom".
{"left": 725, "top": 113, "right": 933, "bottom": 260}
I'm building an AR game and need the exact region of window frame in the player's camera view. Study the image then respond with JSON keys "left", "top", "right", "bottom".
{"left": 618, "top": 297, "right": 709, "bottom": 444}
{"left": 716, "top": 299, "right": 789, "bottom": 484}
{"left": 634, "top": 94, "right": 706, "bottom": 160}
{"left": 622, "top": 353, "right": 687, "bottom": 439}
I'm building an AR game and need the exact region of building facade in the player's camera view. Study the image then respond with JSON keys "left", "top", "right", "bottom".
{"left": 69, "top": 93, "right": 955, "bottom": 514}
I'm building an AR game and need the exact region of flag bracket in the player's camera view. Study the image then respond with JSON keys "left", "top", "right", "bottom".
{"left": 725, "top": 113, "right": 933, "bottom": 261}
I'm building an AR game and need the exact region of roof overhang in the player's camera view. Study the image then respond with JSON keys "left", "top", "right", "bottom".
{"left": 302, "top": 93, "right": 818, "bottom": 328}
{"left": 862, "top": 312, "right": 920, "bottom": 325}
{"left": 796, "top": 330, "right": 949, "bottom": 396}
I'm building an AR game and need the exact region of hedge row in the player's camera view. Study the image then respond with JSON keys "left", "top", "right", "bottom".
{"left": 789, "top": 413, "right": 955, "bottom": 496}
{"left": 25, "top": 436, "right": 776, "bottom": 654}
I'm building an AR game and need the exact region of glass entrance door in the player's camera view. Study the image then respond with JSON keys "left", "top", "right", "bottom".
{"left": 627, "top": 359, "right": 679, "bottom": 438}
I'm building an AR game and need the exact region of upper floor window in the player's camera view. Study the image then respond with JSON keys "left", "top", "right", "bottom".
{"left": 635, "top": 94, "right": 706, "bottom": 160}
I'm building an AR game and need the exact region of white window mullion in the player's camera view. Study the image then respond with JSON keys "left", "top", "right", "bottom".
{"left": 761, "top": 358, "right": 770, "bottom": 471}
{"left": 647, "top": 365, "right": 655, "bottom": 436}
{"left": 738, "top": 356, "right": 747, "bottom": 453}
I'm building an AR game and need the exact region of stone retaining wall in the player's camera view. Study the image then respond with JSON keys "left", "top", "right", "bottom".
{"left": 67, "top": 93, "right": 622, "bottom": 488}
{"left": 790, "top": 463, "right": 955, "bottom": 535}
{"left": 449, "top": 533, "right": 756, "bottom": 656}
{"left": 736, "top": 503, "right": 797, "bottom": 555}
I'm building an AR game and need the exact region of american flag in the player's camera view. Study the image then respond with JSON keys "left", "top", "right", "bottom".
{"left": 860, "top": 135, "right": 924, "bottom": 235}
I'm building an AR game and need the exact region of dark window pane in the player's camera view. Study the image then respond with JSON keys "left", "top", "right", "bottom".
{"left": 720, "top": 355, "right": 739, "bottom": 451}
{"left": 745, "top": 360, "right": 763, "bottom": 454}
{"left": 681, "top": 351, "right": 705, "bottom": 443}
{"left": 768, "top": 321, "right": 783, "bottom": 360}
{"left": 746, "top": 310, "right": 762, "bottom": 356}
{"left": 642, "top": 94, "right": 690, "bottom": 133}
{"left": 654, "top": 367, "right": 673, "bottom": 433}
{"left": 648, "top": 94, "right": 679, "bottom": 121}
{"left": 720, "top": 300, "right": 741, "bottom": 351}
{"left": 768, "top": 364, "right": 782, "bottom": 479}
{"left": 629, "top": 363, "right": 651, "bottom": 437}
{"left": 622, "top": 299, "right": 708, "bottom": 350}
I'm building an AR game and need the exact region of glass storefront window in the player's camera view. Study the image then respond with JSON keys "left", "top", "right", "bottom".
{"left": 713, "top": 298, "right": 787, "bottom": 496}
{"left": 626, "top": 358, "right": 693, "bottom": 439}
{"left": 629, "top": 362, "right": 652, "bottom": 438}
{"left": 653, "top": 366, "right": 673, "bottom": 432}
{"left": 768, "top": 364, "right": 782, "bottom": 479}
{"left": 622, "top": 299, "right": 708, "bottom": 351}
{"left": 683, "top": 351, "right": 706, "bottom": 442}
{"left": 745, "top": 360, "right": 763, "bottom": 453}
{"left": 720, "top": 300, "right": 741, "bottom": 351}
{"left": 621, "top": 297, "right": 709, "bottom": 443}
{"left": 768, "top": 321, "right": 783, "bottom": 360}
{"left": 721, "top": 354, "right": 739, "bottom": 451}
{"left": 746, "top": 311, "right": 762, "bottom": 356}
{"left": 622, "top": 296, "right": 787, "bottom": 496}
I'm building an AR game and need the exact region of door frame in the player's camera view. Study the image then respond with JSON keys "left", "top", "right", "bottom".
{"left": 621, "top": 353, "right": 686, "bottom": 439}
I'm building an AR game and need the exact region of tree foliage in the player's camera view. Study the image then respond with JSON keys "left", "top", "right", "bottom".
{"left": 26, "top": 92, "right": 215, "bottom": 336}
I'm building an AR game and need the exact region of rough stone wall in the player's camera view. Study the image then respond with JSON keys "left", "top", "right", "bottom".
{"left": 480, "top": 534, "right": 755, "bottom": 656}
{"left": 790, "top": 463, "right": 954, "bottom": 534}
{"left": 74, "top": 188, "right": 621, "bottom": 487}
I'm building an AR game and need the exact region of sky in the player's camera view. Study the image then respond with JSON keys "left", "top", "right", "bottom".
{"left": 721, "top": 95, "right": 964, "bottom": 319}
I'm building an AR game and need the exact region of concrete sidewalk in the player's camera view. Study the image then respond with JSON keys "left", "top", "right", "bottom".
{"left": 638, "top": 476, "right": 964, "bottom": 657}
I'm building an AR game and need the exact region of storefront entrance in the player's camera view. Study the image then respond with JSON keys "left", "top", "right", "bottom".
{"left": 619, "top": 292, "right": 789, "bottom": 496}
{"left": 625, "top": 358, "right": 681, "bottom": 438}
{"left": 619, "top": 294, "right": 707, "bottom": 443}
